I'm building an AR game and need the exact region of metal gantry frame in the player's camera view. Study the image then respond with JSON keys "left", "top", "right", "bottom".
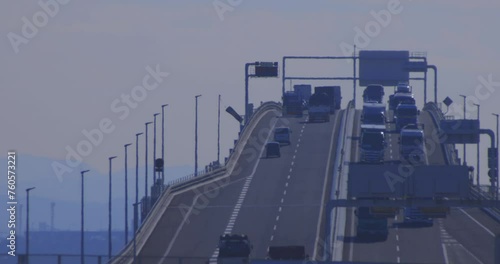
{"left": 281, "top": 52, "right": 437, "bottom": 109}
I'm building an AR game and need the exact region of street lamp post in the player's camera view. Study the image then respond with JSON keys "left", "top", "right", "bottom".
{"left": 460, "top": 94, "right": 467, "bottom": 165}
{"left": 124, "top": 143, "right": 131, "bottom": 244}
{"left": 80, "top": 170, "right": 90, "bottom": 264}
{"left": 195, "top": 95, "right": 202, "bottom": 176}
{"left": 134, "top": 133, "right": 143, "bottom": 232}
{"left": 493, "top": 113, "right": 499, "bottom": 199}
{"left": 25, "top": 187, "right": 35, "bottom": 264}
{"left": 474, "top": 103, "right": 480, "bottom": 187}
{"left": 108, "top": 156, "right": 117, "bottom": 260}
{"left": 153, "top": 113, "right": 160, "bottom": 185}
{"left": 161, "top": 104, "right": 168, "bottom": 185}
{"left": 145, "top": 122, "right": 152, "bottom": 211}
{"left": 218, "top": 94, "right": 221, "bottom": 164}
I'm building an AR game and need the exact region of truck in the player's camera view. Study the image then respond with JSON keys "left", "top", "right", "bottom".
{"left": 400, "top": 125, "right": 426, "bottom": 164}
{"left": 389, "top": 93, "right": 415, "bottom": 110}
{"left": 355, "top": 207, "right": 389, "bottom": 240}
{"left": 267, "top": 245, "right": 308, "bottom": 260}
{"left": 314, "top": 86, "right": 341, "bottom": 112}
{"left": 293, "top": 84, "right": 312, "bottom": 109}
{"left": 359, "top": 124, "right": 386, "bottom": 163}
{"left": 217, "top": 234, "right": 252, "bottom": 264}
{"left": 308, "top": 92, "right": 330, "bottom": 122}
{"left": 363, "top": 84, "right": 385, "bottom": 103}
{"left": 394, "top": 82, "right": 412, "bottom": 94}
{"left": 394, "top": 104, "right": 419, "bottom": 132}
{"left": 282, "top": 91, "right": 303, "bottom": 117}
{"left": 361, "top": 102, "right": 386, "bottom": 125}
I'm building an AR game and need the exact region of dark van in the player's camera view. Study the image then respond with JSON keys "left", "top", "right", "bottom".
{"left": 265, "top": 142, "right": 281, "bottom": 158}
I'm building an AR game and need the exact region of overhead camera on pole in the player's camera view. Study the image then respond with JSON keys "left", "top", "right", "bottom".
{"left": 151, "top": 158, "right": 164, "bottom": 205}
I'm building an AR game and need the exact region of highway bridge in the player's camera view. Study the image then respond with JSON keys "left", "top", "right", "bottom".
{"left": 110, "top": 96, "right": 500, "bottom": 263}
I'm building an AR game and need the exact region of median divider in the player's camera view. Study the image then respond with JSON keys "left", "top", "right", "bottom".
{"left": 111, "top": 101, "right": 282, "bottom": 264}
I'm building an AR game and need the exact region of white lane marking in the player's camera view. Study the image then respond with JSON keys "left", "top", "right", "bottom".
{"left": 298, "top": 138, "right": 301, "bottom": 143}
{"left": 283, "top": 190, "right": 287, "bottom": 195}
{"left": 441, "top": 244, "right": 450, "bottom": 264}
{"left": 287, "top": 175, "right": 291, "bottom": 180}
{"left": 207, "top": 118, "right": 278, "bottom": 262}
{"left": 285, "top": 182, "right": 289, "bottom": 188}
{"left": 276, "top": 215, "right": 280, "bottom": 221}
{"left": 291, "top": 161, "right": 294, "bottom": 166}
{"left": 270, "top": 235, "right": 274, "bottom": 241}
{"left": 397, "top": 256, "right": 401, "bottom": 263}
{"left": 278, "top": 207, "right": 282, "bottom": 212}
{"left": 396, "top": 234, "right": 399, "bottom": 241}
{"left": 296, "top": 143, "right": 300, "bottom": 148}
{"left": 289, "top": 168, "right": 293, "bottom": 173}
{"left": 459, "top": 208, "right": 495, "bottom": 237}
{"left": 281, "top": 198, "right": 284, "bottom": 203}
{"left": 396, "top": 245, "right": 400, "bottom": 252}
{"left": 273, "top": 225, "right": 277, "bottom": 231}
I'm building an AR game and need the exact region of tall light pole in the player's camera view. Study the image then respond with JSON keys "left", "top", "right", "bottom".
{"left": 218, "top": 94, "right": 221, "bottom": 164}
{"left": 474, "top": 103, "right": 480, "bottom": 186}
{"left": 153, "top": 113, "right": 160, "bottom": 185}
{"left": 124, "top": 143, "right": 131, "bottom": 244}
{"left": 134, "top": 133, "right": 143, "bottom": 232}
{"left": 80, "top": 170, "right": 90, "bottom": 264}
{"left": 108, "top": 156, "right": 117, "bottom": 260}
{"left": 145, "top": 122, "right": 152, "bottom": 210}
{"left": 493, "top": 113, "right": 499, "bottom": 199}
{"left": 195, "top": 94, "right": 202, "bottom": 176}
{"left": 132, "top": 201, "right": 141, "bottom": 264}
{"left": 161, "top": 104, "right": 168, "bottom": 185}
{"left": 25, "top": 187, "right": 35, "bottom": 264}
{"left": 460, "top": 94, "right": 467, "bottom": 165}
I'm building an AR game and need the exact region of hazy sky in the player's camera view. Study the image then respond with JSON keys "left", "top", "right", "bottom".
{"left": 1, "top": 0, "right": 500, "bottom": 197}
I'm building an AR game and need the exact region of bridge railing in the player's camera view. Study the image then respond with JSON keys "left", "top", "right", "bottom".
{"left": 423, "top": 102, "right": 460, "bottom": 165}
{"left": 424, "top": 102, "right": 500, "bottom": 222}
{"left": 111, "top": 101, "right": 282, "bottom": 264}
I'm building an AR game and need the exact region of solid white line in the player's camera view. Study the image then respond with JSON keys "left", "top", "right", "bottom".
{"left": 161, "top": 193, "right": 202, "bottom": 260}
{"left": 459, "top": 208, "right": 495, "bottom": 237}
{"left": 441, "top": 244, "right": 450, "bottom": 264}
{"left": 311, "top": 111, "right": 342, "bottom": 260}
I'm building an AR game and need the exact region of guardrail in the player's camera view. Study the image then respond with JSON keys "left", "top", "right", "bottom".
{"left": 423, "top": 102, "right": 460, "bottom": 165}
{"left": 110, "top": 101, "right": 282, "bottom": 264}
